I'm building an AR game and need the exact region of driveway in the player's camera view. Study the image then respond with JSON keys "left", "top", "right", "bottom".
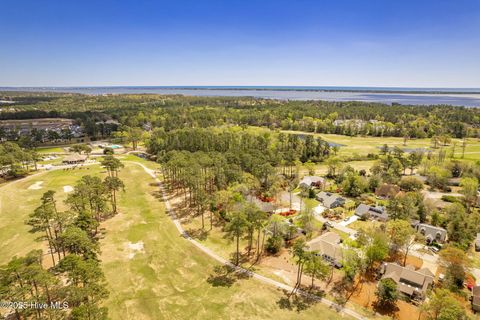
{"left": 339, "top": 215, "right": 358, "bottom": 227}
{"left": 471, "top": 268, "right": 480, "bottom": 285}
{"left": 313, "top": 204, "right": 357, "bottom": 236}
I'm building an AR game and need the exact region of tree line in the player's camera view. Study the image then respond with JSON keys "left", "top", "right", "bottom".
{"left": 1, "top": 92, "right": 479, "bottom": 139}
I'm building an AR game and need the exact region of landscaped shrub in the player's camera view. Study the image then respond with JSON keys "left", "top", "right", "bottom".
{"left": 399, "top": 176, "right": 424, "bottom": 192}
{"left": 265, "top": 235, "right": 283, "bottom": 254}
{"left": 441, "top": 195, "right": 461, "bottom": 203}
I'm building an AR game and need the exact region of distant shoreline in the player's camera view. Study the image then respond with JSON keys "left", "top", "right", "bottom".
{"left": 2, "top": 86, "right": 480, "bottom": 107}
{"left": 2, "top": 86, "right": 480, "bottom": 95}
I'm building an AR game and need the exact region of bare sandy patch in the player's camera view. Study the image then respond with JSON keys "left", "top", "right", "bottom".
{"left": 273, "top": 270, "right": 293, "bottom": 284}
{"left": 28, "top": 181, "right": 44, "bottom": 190}
{"left": 126, "top": 241, "right": 145, "bottom": 259}
{"left": 63, "top": 185, "right": 74, "bottom": 193}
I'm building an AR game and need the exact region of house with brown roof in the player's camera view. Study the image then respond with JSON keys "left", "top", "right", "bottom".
{"left": 379, "top": 262, "right": 434, "bottom": 300}
{"left": 375, "top": 183, "right": 400, "bottom": 199}
{"left": 62, "top": 154, "right": 87, "bottom": 164}
{"left": 307, "top": 232, "right": 343, "bottom": 268}
{"left": 472, "top": 286, "right": 480, "bottom": 311}
{"left": 299, "top": 176, "right": 325, "bottom": 189}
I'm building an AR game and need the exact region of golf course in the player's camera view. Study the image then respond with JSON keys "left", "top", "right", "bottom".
{"left": 0, "top": 160, "right": 351, "bottom": 319}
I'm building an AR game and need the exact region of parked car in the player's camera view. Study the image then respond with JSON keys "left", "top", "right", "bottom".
{"left": 429, "top": 246, "right": 440, "bottom": 253}
{"left": 322, "top": 221, "right": 332, "bottom": 230}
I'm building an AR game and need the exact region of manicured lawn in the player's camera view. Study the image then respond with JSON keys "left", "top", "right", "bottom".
{"left": 348, "top": 220, "right": 383, "bottom": 232}
{"left": 0, "top": 162, "right": 351, "bottom": 320}
{"left": 118, "top": 153, "right": 162, "bottom": 170}
{"left": 280, "top": 129, "right": 480, "bottom": 161}
{"left": 36, "top": 146, "right": 67, "bottom": 153}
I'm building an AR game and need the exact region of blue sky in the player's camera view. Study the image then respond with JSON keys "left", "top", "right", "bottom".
{"left": 1, "top": 0, "right": 479, "bottom": 87}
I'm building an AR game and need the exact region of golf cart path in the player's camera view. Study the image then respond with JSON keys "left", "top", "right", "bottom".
{"left": 129, "top": 161, "right": 366, "bottom": 320}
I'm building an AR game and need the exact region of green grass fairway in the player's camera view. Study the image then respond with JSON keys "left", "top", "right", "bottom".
{"left": 0, "top": 165, "right": 104, "bottom": 265}
{"left": 101, "top": 163, "right": 350, "bottom": 319}
{"left": 280, "top": 129, "right": 480, "bottom": 161}
{"left": 0, "top": 162, "right": 350, "bottom": 320}
{"left": 36, "top": 146, "right": 67, "bottom": 154}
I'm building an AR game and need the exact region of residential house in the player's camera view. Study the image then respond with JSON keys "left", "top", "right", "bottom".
{"left": 316, "top": 192, "right": 345, "bottom": 209}
{"left": 307, "top": 232, "right": 343, "bottom": 268}
{"left": 472, "top": 286, "right": 480, "bottom": 311}
{"left": 379, "top": 262, "right": 434, "bottom": 300}
{"left": 299, "top": 176, "right": 325, "bottom": 189}
{"left": 475, "top": 233, "right": 480, "bottom": 252}
{"left": 355, "top": 203, "right": 388, "bottom": 222}
{"left": 332, "top": 119, "right": 365, "bottom": 129}
{"left": 412, "top": 222, "right": 447, "bottom": 243}
{"left": 375, "top": 183, "right": 401, "bottom": 199}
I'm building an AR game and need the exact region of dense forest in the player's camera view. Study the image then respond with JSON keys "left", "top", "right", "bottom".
{"left": 1, "top": 92, "right": 479, "bottom": 139}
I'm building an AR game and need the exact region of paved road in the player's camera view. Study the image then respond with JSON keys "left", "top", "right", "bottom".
{"left": 409, "top": 244, "right": 438, "bottom": 264}
{"left": 131, "top": 161, "right": 367, "bottom": 320}
{"left": 339, "top": 215, "right": 359, "bottom": 227}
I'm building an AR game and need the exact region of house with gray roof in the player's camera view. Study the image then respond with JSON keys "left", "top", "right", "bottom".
{"left": 412, "top": 222, "right": 447, "bottom": 243}
{"left": 299, "top": 176, "right": 325, "bottom": 189}
{"left": 380, "top": 262, "right": 434, "bottom": 300}
{"left": 307, "top": 232, "right": 343, "bottom": 268}
{"left": 316, "top": 192, "right": 345, "bottom": 209}
{"left": 355, "top": 204, "right": 388, "bottom": 222}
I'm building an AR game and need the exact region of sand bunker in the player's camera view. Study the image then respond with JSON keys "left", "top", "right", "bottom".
{"left": 273, "top": 270, "right": 292, "bottom": 284}
{"left": 28, "top": 181, "right": 44, "bottom": 190}
{"left": 126, "top": 241, "right": 145, "bottom": 259}
{"left": 63, "top": 185, "right": 74, "bottom": 193}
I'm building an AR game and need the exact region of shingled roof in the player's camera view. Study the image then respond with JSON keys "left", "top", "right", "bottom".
{"left": 62, "top": 153, "right": 87, "bottom": 163}
{"left": 380, "top": 263, "right": 434, "bottom": 299}
{"left": 299, "top": 176, "right": 324, "bottom": 188}
{"left": 355, "top": 203, "right": 388, "bottom": 221}
{"left": 307, "top": 232, "right": 343, "bottom": 266}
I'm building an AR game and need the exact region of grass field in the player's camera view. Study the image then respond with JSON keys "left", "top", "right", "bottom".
{"left": 281, "top": 129, "right": 480, "bottom": 161}
{"left": 36, "top": 146, "right": 67, "bottom": 154}
{"left": 0, "top": 162, "right": 351, "bottom": 320}
{"left": 0, "top": 165, "right": 104, "bottom": 265}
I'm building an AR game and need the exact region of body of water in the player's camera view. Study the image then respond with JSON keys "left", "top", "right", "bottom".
{"left": 2, "top": 86, "right": 480, "bottom": 107}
